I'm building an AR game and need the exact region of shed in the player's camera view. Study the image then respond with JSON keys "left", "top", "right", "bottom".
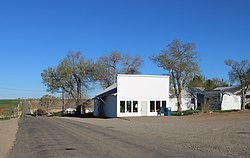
{"left": 204, "top": 86, "right": 241, "bottom": 110}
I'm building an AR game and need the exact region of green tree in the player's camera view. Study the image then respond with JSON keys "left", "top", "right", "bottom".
{"left": 225, "top": 59, "right": 250, "bottom": 110}
{"left": 41, "top": 52, "right": 94, "bottom": 113}
{"left": 212, "top": 78, "right": 229, "bottom": 87}
{"left": 204, "top": 79, "right": 216, "bottom": 90}
{"left": 188, "top": 75, "right": 205, "bottom": 87}
{"left": 188, "top": 75, "right": 229, "bottom": 90}
{"left": 151, "top": 39, "right": 199, "bottom": 112}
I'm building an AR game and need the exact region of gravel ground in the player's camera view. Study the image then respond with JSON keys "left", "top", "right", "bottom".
{"left": 5, "top": 110, "right": 250, "bottom": 157}
{"left": 0, "top": 118, "right": 19, "bottom": 158}
{"left": 62, "top": 111, "right": 250, "bottom": 157}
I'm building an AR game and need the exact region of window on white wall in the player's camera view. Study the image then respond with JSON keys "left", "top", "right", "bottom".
{"left": 162, "top": 101, "right": 166, "bottom": 108}
{"left": 133, "top": 101, "right": 138, "bottom": 112}
{"left": 120, "top": 101, "right": 125, "bottom": 113}
{"left": 156, "top": 101, "right": 161, "bottom": 112}
{"left": 127, "top": 101, "right": 132, "bottom": 112}
{"left": 150, "top": 101, "right": 155, "bottom": 112}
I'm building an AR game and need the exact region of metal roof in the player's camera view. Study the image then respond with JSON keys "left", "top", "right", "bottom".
{"left": 213, "top": 86, "right": 239, "bottom": 91}
{"left": 94, "top": 83, "right": 117, "bottom": 99}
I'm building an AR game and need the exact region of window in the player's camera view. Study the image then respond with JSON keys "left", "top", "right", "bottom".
{"left": 191, "top": 98, "right": 195, "bottom": 104}
{"left": 150, "top": 101, "right": 155, "bottom": 112}
{"left": 133, "top": 101, "right": 138, "bottom": 112}
{"left": 120, "top": 101, "right": 125, "bottom": 113}
{"left": 162, "top": 101, "right": 166, "bottom": 108}
{"left": 156, "top": 101, "right": 161, "bottom": 112}
{"left": 127, "top": 101, "right": 132, "bottom": 112}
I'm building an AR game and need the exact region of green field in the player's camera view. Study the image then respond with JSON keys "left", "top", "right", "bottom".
{"left": 0, "top": 100, "right": 20, "bottom": 120}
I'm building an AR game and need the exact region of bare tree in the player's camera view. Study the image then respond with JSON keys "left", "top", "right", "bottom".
{"left": 93, "top": 51, "right": 122, "bottom": 88}
{"left": 225, "top": 59, "right": 250, "bottom": 110}
{"left": 151, "top": 39, "right": 199, "bottom": 112}
{"left": 122, "top": 55, "right": 142, "bottom": 74}
{"left": 94, "top": 51, "right": 142, "bottom": 88}
{"left": 40, "top": 94, "right": 57, "bottom": 112}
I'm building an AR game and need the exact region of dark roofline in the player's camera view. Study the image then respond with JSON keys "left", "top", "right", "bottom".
{"left": 93, "top": 84, "right": 117, "bottom": 99}
{"left": 94, "top": 88, "right": 117, "bottom": 99}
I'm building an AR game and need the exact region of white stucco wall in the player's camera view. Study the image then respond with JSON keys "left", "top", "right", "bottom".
{"left": 117, "top": 74, "right": 170, "bottom": 117}
{"left": 169, "top": 90, "right": 195, "bottom": 111}
{"left": 169, "top": 97, "right": 194, "bottom": 111}
{"left": 221, "top": 94, "right": 241, "bottom": 110}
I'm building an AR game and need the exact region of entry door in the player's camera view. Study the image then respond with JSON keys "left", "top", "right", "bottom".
{"left": 141, "top": 101, "right": 147, "bottom": 116}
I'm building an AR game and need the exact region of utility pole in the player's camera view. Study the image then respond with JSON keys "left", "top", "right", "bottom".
{"left": 36, "top": 101, "right": 37, "bottom": 117}
{"left": 57, "top": 90, "right": 65, "bottom": 114}
{"left": 62, "top": 91, "right": 65, "bottom": 113}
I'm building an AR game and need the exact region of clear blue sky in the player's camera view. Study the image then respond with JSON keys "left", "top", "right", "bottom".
{"left": 0, "top": 0, "right": 250, "bottom": 99}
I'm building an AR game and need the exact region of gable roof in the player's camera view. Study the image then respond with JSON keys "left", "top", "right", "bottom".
{"left": 187, "top": 87, "right": 204, "bottom": 94}
{"left": 213, "top": 86, "right": 239, "bottom": 91}
{"left": 94, "top": 83, "right": 117, "bottom": 99}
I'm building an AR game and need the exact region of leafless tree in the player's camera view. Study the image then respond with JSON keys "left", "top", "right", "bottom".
{"left": 151, "top": 39, "right": 199, "bottom": 112}
{"left": 94, "top": 51, "right": 142, "bottom": 88}
{"left": 225, "top": 59, "right": 250, "bottom": 110}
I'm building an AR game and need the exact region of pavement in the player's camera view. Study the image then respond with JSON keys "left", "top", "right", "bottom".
{"left": 8, "top": 115, "right": 193, "bottom": 158}
{"left": 7, "top": 110, "right": 250, "bottom": 158}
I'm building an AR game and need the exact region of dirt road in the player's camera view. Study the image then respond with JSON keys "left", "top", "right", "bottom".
{"left": 8, "top": 111, "right": 250, "bottom": 158}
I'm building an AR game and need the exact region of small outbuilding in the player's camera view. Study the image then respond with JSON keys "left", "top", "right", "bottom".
{"left": 64, "top": 107, "right": 76, "bottom": 114}
{"left": 93, "top": 74, "right": 170, "bottom": 117}
{"left": 169, "top": 87, "right": 204, "bottom": 111}
{"left": 203, "top": 86, "right": 241, "bottom": 110}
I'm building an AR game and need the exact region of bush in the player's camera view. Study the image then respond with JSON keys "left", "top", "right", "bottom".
{"left": 172, "top": 110, "right": 200, "bottom": 116}
{"left": 0, "top": 117, "right": 11, "bottom": 120}
{"left": 34, "top": 109, "right": 47, "bottom": 116}
{"left": 212, "top": 109, "right": 239, "bottom": 113}
{"left": 50, "top": 112, "right": 63, "bottom": 117}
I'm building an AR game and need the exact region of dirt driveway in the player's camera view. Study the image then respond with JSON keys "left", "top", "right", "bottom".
{"left": 63, "top": 111, "right": 250, "bottom": 157}
{"left": 0, "top": 118, "right": 19, "bottom": 158}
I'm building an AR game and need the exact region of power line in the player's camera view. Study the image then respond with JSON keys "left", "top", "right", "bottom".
{"left": 0, "top": 86, "right": 45, "bottom": 93}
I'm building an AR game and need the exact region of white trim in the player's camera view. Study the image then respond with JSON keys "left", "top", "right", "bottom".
{"left": 118, "top": 74, "right": 170, "bottom": 78}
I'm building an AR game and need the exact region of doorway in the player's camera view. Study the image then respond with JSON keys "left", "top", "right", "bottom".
{"left": 141, "top": 101, "right": 147, "bottom": 116}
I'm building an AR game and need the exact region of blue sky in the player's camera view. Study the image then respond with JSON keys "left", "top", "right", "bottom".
{"left": 0, "top": 0, "right": 250, "bottom": 99}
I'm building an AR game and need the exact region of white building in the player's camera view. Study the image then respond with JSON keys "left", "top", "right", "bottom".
{"left": 64, "top": 107, "right": 76, "bottom": 114}
{"left": 203, "top": 86, "right": 241, "bottom": 110}
{"left": 169, "top": 87, "right": 204, "bottom": 111}
{"left": 93, "top": 74, "right": 170, "bottom": 117}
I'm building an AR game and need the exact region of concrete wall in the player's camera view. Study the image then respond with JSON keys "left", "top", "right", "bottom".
{"left": 117, "top": 74, "right": 170, "bottom": 117}
{"left": 221, "top": 93, "right": 241, "bottom": 110}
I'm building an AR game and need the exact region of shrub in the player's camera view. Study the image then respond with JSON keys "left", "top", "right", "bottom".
{"left": 172, "top": 110, "right": 200, "bottom": 116}
{"left": 34, "top": 109, "right": 47, "bottom": 116}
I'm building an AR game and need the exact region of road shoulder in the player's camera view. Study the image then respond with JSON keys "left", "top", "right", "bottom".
{"left": 0, "top": 118, "right": 19, "bottom": 158}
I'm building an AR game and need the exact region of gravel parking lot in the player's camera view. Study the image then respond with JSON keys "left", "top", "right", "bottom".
{"left": 5, "top": 110, "right": 250, "bottom": 158}
{"left": 62, "top": 111, "right": 250, "bottom": 157}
